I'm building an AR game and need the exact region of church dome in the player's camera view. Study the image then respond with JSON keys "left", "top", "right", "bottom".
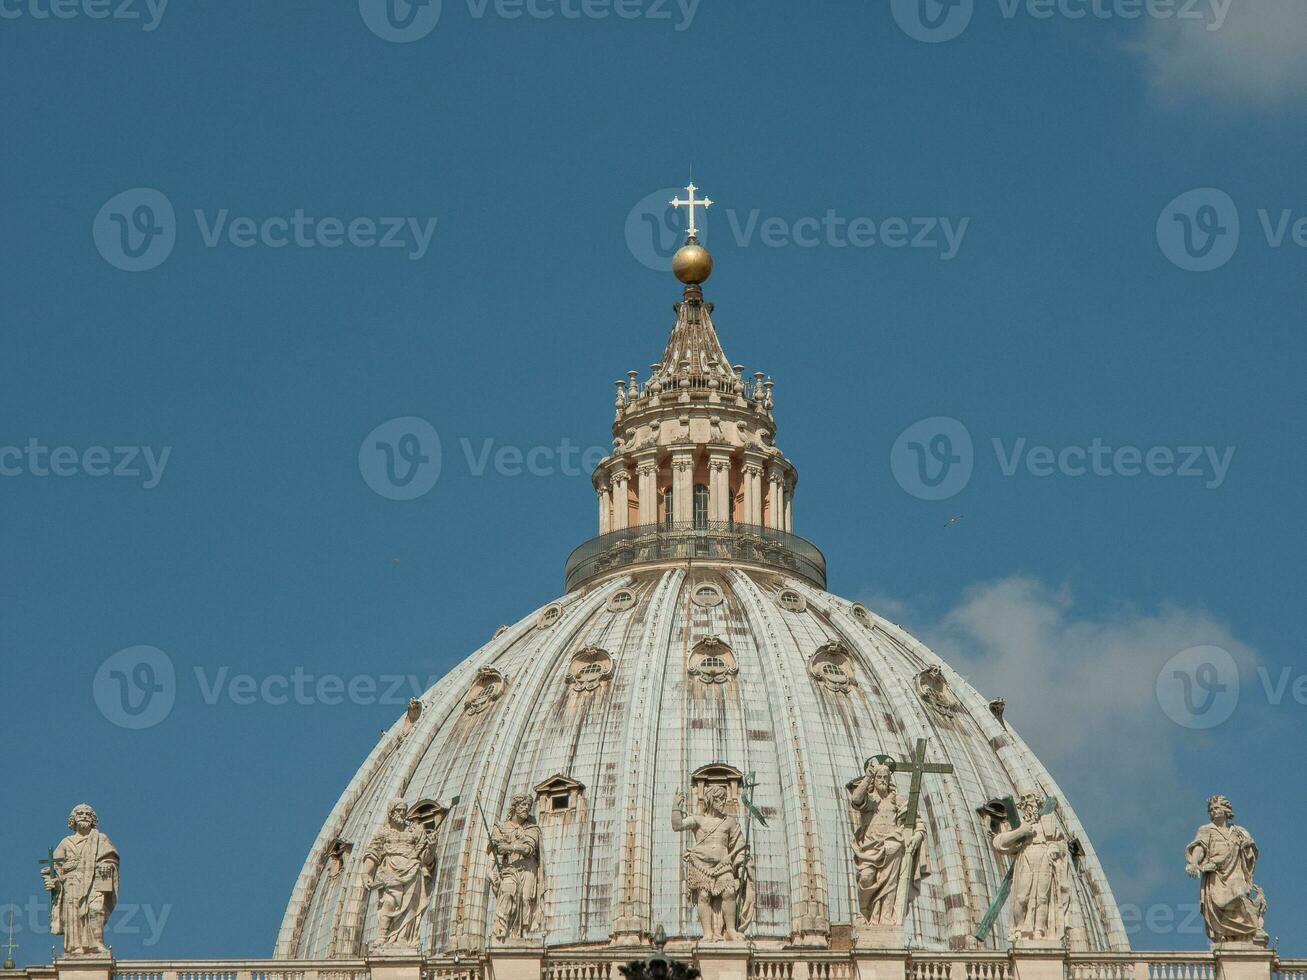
{"left": 275, "top": 184, "right": 1128, "bottom": 959}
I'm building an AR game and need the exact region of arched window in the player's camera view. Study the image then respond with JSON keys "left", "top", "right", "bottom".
{"left": 693, "top": 483, "right": 709, "bottom": 529}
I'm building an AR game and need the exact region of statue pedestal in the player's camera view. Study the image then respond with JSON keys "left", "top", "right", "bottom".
{"left": 1010, "top": 947, "right": 1066, "bottom": 980}
{"left": 694, "top": 943, "right": 751, "bottom": 980}
{"left": 852, "top": 949, "right": 909, "bottom": 980}
{"left": 486, "top": 946, "right": 543, "bottom": 980}
{"left": 365, "top": 951, "right": 424, "bottom": 980}
{"left": 1213, "top": 944, "right": 1274, "bottom": 980}
{"left": 855, "top": 924, "right": 905, "bottom": 949}
{"left": 54, "top": 954, "right": 113, "bottom": 980}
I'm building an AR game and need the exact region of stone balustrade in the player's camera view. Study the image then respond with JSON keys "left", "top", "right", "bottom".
{"left": 0, "top": 950, "right": 1293, "bottom": 980}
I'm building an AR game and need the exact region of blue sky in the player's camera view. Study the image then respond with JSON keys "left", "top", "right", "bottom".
{"left": 2, "top": 0, "right": 1305, "bottom": 959}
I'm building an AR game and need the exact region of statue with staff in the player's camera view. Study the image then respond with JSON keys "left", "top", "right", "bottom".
{"left": 672, "top": 781, "right": 754, "bottom": 943}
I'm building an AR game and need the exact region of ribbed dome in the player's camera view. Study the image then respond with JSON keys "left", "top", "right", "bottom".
{"left": 275, "top": 565, "right": 1128, "bottom": 957}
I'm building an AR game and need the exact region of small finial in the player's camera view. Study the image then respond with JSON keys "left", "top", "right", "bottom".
{"left": 670, "top": 177, "right": 714, "bottom": 284}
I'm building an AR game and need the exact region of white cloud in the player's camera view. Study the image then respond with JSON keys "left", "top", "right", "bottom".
{"left": 885, "top": 577, "right": 1261, "bottom": 900}
{"left": 1133, "top": 0, "right": 1307, "bottom": 109}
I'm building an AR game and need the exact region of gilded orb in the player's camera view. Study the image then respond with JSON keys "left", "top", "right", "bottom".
{"left": 672, "top": 244, "right": 713, "bottom": 284}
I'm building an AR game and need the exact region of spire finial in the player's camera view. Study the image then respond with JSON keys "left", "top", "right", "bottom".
{"left": 669, "top": 176, "right": 715, "bottom": 285}
{"left": 670, "top": 179, "right": 713, "bottom": 245}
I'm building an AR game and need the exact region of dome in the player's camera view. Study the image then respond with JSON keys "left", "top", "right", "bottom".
{"left": 275, "top": 565, "right": 1127, "bottom": 956}
{"left": 276, "top": 181, "right": 1127, "bottom": 959}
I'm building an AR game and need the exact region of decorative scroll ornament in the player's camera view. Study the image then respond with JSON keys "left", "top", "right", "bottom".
{"left": 914, "top": 665, "right": 963, "bottom": 720}
{"left": 464, "top": 666, "right": 506, "bottom": 715}
{"left": 567, "top": 646, "right": 614, "bottom": 693}
{"left": 688, "top": 636, "right": 738, "bottom": 685}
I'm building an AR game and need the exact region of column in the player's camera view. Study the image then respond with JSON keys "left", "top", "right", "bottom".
{"left": 767, "top": 464, "right": 783, "bottom": 529}
{"left": 597, "top": 479, "right": 611, "bottom": 534}
{"left": 671, "top": 450, "right": 695, "bottom": 524}
{"left": 610, "top": 464, "right": 630, "bottom": 530}
{"left": 742, "top": 458, "right": 764, "bottom": 526}
{"left": 708, "top": 452, "right": 732, "bottom": 523}
{"left": 636, "top": 454, "right": 658, "bottom": 527}
{"left": 784, "top": 477, "right": 794, "bottom": 531}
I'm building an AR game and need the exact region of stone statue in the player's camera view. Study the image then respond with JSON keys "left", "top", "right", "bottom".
{"left": 362, "top": 799, "right": 438, "bottom": 952}
{"left": 672, "top": 785, "right": 750, "bottom": 943}
{"left": 40, "top": 803, "right": 119, "bottom": 957}
{"left": 849, "top": 760, "right": 927, "bottom": 934}
{"left": 1185, "top": 795, "right": 1268, "bottom": 946}
{"left": 992, "top": 793, "right": 1072, "bottom": 947}
{"left": 488, "top": 794, "right": 543, "bottom": 942}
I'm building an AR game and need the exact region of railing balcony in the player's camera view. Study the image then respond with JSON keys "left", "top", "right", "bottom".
{"left": 564, "top": 520, "right": 826, "bottom": 592}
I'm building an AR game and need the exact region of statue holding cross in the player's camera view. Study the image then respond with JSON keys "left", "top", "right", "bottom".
{"left": 847, "top": 739, "right": 952, "bottom": 944}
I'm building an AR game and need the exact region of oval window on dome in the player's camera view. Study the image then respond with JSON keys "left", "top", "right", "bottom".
{"left": 691, "top": 582, "right": 724, "bottom": 607}
{"left": 606, "top": 589, "right": 637, "bottom": 612}
{"left": 850, "top": 603, "right": 872, "bottom": 627}
{"left": 567, "top": 645, "right": 613, "bottom": 693}
{"left": 536, "top": 603, "right": 564, "bottom": 629}
{"left": 808, "top": 641, "right": 854, "bottom": 694}
{"left": 463, "top": 666, "right": 507, "bottom": 715}
{"left": 777, "top": 589, "right": 806, "bottom": 613}
{"left": 688, "top": 636, "right": 738, "bottom": 685}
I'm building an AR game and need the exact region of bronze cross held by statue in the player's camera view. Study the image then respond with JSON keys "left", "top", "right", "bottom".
{"left": 895, "top": 738, "right": 953, "bottom": 828}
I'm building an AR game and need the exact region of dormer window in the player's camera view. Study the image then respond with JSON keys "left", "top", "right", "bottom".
{"left": 533, "top": 774, "right": 585, "bottom": 818}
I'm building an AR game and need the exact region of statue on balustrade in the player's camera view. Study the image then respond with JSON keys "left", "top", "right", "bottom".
{"left": 40, "top": 803, "right": 120, "bottom": 957}
{"left": 992, "top": 792, "right": 1072, "bottom": 947}
{"left": 488, "top": 794, "right": 544, "bottom": 942}
{"left": 362, "top": 799, "right": 438, "bottom": 952}
{"left": 849, "top": 759, "right": 928, "bottom": 937}
{"left": 672, "top": 785, "right": 752, "bottom": 943}
{"left": 1185, "top": 795, "right": 1268, "bottom": 947}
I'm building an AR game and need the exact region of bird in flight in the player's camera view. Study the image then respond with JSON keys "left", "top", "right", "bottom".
{"left": 944, "top": 515, "right": 965, "bottom": 529}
